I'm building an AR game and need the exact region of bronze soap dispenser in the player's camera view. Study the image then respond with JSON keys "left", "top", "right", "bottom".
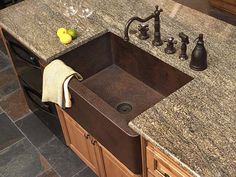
{"left": 190, "top": 34, "right": 207, "bottom": 71}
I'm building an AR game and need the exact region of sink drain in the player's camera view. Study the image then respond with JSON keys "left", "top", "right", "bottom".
{"left": 116, "top": 103, "right": 132, "bottom": 114}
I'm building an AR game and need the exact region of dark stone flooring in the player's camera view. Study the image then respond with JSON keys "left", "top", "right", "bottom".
{"left": 0, "top": 51, "right": 97, "bottom": 177}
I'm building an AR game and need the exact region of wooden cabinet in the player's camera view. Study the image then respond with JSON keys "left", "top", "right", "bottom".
{"left": 147, "top": 170, "right": 158, "bottom": 177}
{"left": 56, "top": 106, "right": 140, "bottom": 177}
{"left": 56, "top": 106, "right": 193, "bottom": 177}
{"left": 141, "top": 139, "right": 193, "bottom": 177}
{"left": 209, "top": 0, "right": 236, "bottom": 15}
{"left": 56, "top": 106, "right": 104, "bottom": 176}
{"left": 102, "top": 147, "right": 139, "bottom": 177}
{"left": 64, "top": 114, "right": 101, "bottom": 175}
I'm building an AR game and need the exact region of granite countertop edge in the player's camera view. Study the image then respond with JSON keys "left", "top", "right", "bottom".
{"left": 129, "top": 121, "right": 201, "bottom": 177}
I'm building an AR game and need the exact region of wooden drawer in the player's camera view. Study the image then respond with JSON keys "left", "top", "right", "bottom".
{"left": 146, "top": 143, "right": 192, "bottom": 177}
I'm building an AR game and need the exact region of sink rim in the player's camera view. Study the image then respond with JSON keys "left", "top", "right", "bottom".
{"left": 65, "top": 31, "right": 194, "bottom": 137}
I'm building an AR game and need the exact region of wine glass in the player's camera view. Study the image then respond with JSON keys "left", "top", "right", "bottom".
{"left": 78, "top": 0, "right": 95, "bottom": 18}
{"left": 60, "top": 0, "right": 79, "bottom": 17}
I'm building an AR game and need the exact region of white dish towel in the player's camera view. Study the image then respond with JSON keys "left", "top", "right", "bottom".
{"left": 42, "top": 59, "right": 83, "bottom": 108}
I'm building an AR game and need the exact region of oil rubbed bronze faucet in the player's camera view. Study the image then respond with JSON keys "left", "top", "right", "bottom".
{"left": 124, "top": 5, "right": 163, "bottom": 46}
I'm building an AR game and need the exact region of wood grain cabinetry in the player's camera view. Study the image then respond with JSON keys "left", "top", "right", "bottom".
{"left": 64, "top": 114, "right": 101, "bottom": 175}
{"left": 56, "top": 106, "right": 192, "bottom": 177}
{"left": 141, "top": 139, "right": 193, "bottom": 177}
{"left": 102, "top": 147, "right": 139, "bottom": 177}
{"left": 56, "top": 106, "right": 103, "bottom": 176}
{"left": 209, "top": 0, "right": 236, "bottom": 15}
{"left": 56, "top": 106, "right": 140, "bottom": 177}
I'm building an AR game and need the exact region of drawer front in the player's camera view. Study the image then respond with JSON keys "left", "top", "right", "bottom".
{"left": 146, "top": 143, "right": 191, "bottom": 177}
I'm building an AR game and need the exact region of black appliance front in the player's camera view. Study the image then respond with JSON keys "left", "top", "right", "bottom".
{"left": 0, "top": 0, "right": 22, "bottom": 10}
{"left": 2, "top": 29, "right": 65, "bottom": 143}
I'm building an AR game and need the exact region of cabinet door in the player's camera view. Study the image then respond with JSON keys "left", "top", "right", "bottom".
{"left": 147, "top": 170, "right": 158, "bottom": 177}
{"left": 63, "top": 112, "right": 100, "bottom": 175}
{"left": 102, "top": 147, "right": 139, "bottom": 177}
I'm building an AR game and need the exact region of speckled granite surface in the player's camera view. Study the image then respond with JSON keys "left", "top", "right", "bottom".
{"left": 0, "top": 0, "right": 236, "bottom": 176}
{"left": 0, "top": 0, "right": 107, "bottom": 62}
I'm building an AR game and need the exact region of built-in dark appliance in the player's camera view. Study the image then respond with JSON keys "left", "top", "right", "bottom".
{"left": 2, "top": 29, "right": 65, "bottom": 143}
{"left": 0, "top": 0, "right": 23, "bottom": 10}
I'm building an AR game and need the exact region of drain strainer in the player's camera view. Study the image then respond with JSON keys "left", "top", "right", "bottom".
{"left": 116, "top": 103, "right": 132, "bottom": 114}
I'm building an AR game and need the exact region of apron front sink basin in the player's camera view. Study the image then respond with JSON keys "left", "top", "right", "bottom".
{"left": 60, "top": 32, "right": 193, "bottom": 174}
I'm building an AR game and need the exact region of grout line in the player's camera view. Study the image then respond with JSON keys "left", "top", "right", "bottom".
{"left": 71, "top": 166, "right": 88, "bottom": 177}
{"left": 6, "top": 114, "right": 60, "bottom": 177}
{"left": 52, "top": 168, "right": 62, "bottom": 177}
{"left": 35, "top": 168, "right": 53, "bottom": 177}
{"left": 35, "top": 167, "right": 61, "bottom": 177}
{"left": 0, "top": 88, "right": 20, "bottom": 101}
{"left": 1, "top": 105, "right": 31, "bottom": 124}
{"left": 14, "top": 110, "right": 33, "bottom": 123}
{"left": 0, "top": 88, "right": 31, "bottom": 123}
{"left": 0, "top": 64, "right": 11, "bottom": 73}
{"left": 0, "top": 137, "right": 25, "bottom": 154}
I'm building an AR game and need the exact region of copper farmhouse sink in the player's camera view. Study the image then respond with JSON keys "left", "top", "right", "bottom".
{"left": 60, "top": 32, "right": 193, "bottom": 174}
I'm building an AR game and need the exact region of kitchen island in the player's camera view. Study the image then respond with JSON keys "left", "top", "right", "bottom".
{"left": 0, "top": 0, "right": 235, "bottom": 176}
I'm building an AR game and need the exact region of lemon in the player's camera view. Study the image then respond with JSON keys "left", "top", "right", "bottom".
{"left": 59, "top": 33, "right": 72, "bottom": 44}
{"left": 67, "top": 29, "right": 78, "bottom": 39}
{"left": 57, "top": 28, "right": 67, "bottom": 38}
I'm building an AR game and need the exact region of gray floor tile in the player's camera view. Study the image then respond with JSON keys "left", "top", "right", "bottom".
{"left": 0, "top": 67, "right": 16, "bottom": 87}
{"left": 0, "top": 138, "right": 50, "bottom": 177}
{"left": 39, "top": 137, "right": 86, "bottom": 177}
{"left": 0, "top": 66, "right": 18, "bottom": 100}
{"left": 37, "top": 168, "right": 59, "bottom": 177}
{"left": 0, "top": 79, "right": 19, "bottom": 98}
{"left": 0, "top": 39, "right": 8, "bottom": 56}
{"left": 0, "top": 89, "right": 30, "bottom": 121}
{"left": 16, "top": 112, "right": 55, "bottom": 148}
{"left": 73, "top": 167, "right": 98, "bottom": 177}
{"left": 0, "top": 113, "right": 24, "bottom": 151}
{"left": 0, "top": 51, "right": 9, "bottom": 71}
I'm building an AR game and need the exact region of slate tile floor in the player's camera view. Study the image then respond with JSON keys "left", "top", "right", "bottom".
{"left": 0, "top": 51, "right": 97, "bottom": 177}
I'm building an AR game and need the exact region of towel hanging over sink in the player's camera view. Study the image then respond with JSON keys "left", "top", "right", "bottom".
{"left": 42, "top": 59, "right": 83, "bottom": 108}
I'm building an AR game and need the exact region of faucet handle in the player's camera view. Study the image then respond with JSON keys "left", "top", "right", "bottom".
{"left": 154, "top": 5, "right": 163, "bottom": 14}
{"left": 138, "top": 24, "right": 150, "bottom": 40}
{"left": 179, "top": 32, "right": 189, "bottom": 44}
{"left": 164, "top": 37, "right": 177, "bottom": 54}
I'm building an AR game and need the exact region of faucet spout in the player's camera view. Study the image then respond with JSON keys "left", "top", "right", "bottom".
{"left": 124, "top": 5, "right": 163, "bottom": 44}
{"left": 124, "top": 14, "right": 155, "bottom": 42}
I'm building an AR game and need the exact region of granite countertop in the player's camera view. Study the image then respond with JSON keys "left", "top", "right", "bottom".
{"left": 0, "top": 0, "right": 235, "bottom": 176}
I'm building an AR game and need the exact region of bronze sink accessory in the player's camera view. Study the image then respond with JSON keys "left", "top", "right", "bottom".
{"left": 124, "top": 5, "right": 163, "bottom": 46}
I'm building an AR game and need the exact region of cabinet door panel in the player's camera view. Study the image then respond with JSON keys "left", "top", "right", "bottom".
{"left": 64, "top": 114, "right": 99, "bottom": 175}
{"left": 102, "top": 147, "right": 140, "bottom": 177}
{"left": 147, "top": 170, "right": 162, "bottom": 177}
{"left": 103, "top": 150, "right": 129, "bottom": 177}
